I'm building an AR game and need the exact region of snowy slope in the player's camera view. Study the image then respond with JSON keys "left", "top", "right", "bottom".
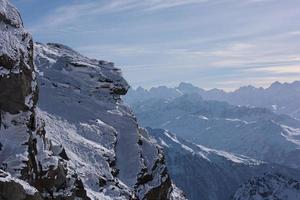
{"left": 130, "top": 94, "right": 300, "bottom": 169}
{"left": 148, "top": 128, "right": 300, "bottom": 200}
{"left": 233, "top": 173, "right": 300, "bottom": 200}
{"left": 34, "top": 42, "right": 184, "bottom": 200}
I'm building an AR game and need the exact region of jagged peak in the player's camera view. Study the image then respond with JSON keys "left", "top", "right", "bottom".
{"left": 207, "top": 87, "right": 226, "bottom": 93}
{"left": 234, "top": 85, "right": 257, "bottom": 93}
{"left": 177, "top": 82, "right": 195, "bottom": 89}
{"left": 269, "top": 81, "right": 283, "bottom": 89}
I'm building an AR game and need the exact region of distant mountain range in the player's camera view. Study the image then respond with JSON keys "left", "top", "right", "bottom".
{"left": 125, "top": 81, "right": 300, "bottom": 199}
{"left": 125, "top": 81, "right": 300, "bottom": 120}
{"left": 129, "top": 93, "right": 300, "bottom": 169}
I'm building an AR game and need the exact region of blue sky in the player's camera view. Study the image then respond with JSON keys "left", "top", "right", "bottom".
{"left": 11, "top": 0, "right": 300, "bottom": 90}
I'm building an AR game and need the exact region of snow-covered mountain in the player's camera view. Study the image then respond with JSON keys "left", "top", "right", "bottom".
{"left": 0, "top": 1, "right": 184, "bottom": 199}
{"left": 125, "top": 81, "right": 300, "bottom": 119}
{"left": 148, "top": 128, "right": 300, "bottom": 200}
{"left": 233, "top": 173, "right": 300, "bottom": 200}
{"left": 34, "top": 42, "right": 183, "bottom": 199}
{"left": 130, "top": 93, "right": 300, "bottom": 169}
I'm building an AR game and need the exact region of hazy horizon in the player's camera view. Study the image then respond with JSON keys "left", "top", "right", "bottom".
{"left": 11, "top": 0, "right": 300, "bottom": 90}
{"left": 130, "top": 80, "right": 300, "bottom": 92}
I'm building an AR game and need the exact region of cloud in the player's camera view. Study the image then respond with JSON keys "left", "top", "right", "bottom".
{"left": 22, "top": 0, "right": 300, "bottom": 90}
{"left": 145, "top": 0, "right": 208, "bottom": 11}
{"left": 245, "top": 65, "right": 300, "bottom": 74}
{"left": 29, "top": 0, "right": 213, "bottom": 34}
{"left": 78, "top": 44, "right": 150, "bottom": 58}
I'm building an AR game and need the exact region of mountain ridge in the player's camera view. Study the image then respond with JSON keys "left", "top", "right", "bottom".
{"left": 125, "top": 81, "right": 300, "bottom": 119}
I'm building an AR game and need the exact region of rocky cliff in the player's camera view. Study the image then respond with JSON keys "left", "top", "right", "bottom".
{"left": 0, "top": 0, "right": 37, "bottom": 114}
{"left": 34, "top": 42, "right": 180, "bottom": 199}
{"left": 0, "top": 0, "right": 184, "bottom": 199}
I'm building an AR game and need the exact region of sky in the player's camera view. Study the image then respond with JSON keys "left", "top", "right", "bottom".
{"left": 11, "top": 0, "right": 300, "bottom": 90}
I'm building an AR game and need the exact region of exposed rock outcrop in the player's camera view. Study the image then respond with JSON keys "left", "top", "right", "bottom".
{"left": 0, "top": 0, "right": 37, "bottom": 114}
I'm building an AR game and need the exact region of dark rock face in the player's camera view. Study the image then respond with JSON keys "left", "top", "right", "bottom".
{"left": 0, "top": 170, "right": 43, "bottom": 200}
{"left": 143, "top": 176, "right": 172, "bottom": 200}
{"left": 0, "top": 69, "right": 36, "bottom": 114}
{"left": 0, "top": 0, "right": 37, "bottom": 114}
{"left": 0, "top": 181, "right": 41, "bottom": 200}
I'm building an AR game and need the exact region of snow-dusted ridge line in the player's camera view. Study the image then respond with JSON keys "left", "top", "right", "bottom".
{"left": 160, "top": 129, "right": 262, "bottom": 165}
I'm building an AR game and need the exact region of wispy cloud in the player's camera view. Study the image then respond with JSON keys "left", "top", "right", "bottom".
{"left": 145, "top": 0, "right": 208, "bottom": 10}
{"left": 15, "top": 0, "right": 300, "bottom": 89}
{"left": 29, "top": 0, "right": 213, "bottom": 33}
{"left": 245, "top": 65, "right": 300, "bottom": 74}
{"left": 30, "top": 0, "right": 270, "bottom": 34}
